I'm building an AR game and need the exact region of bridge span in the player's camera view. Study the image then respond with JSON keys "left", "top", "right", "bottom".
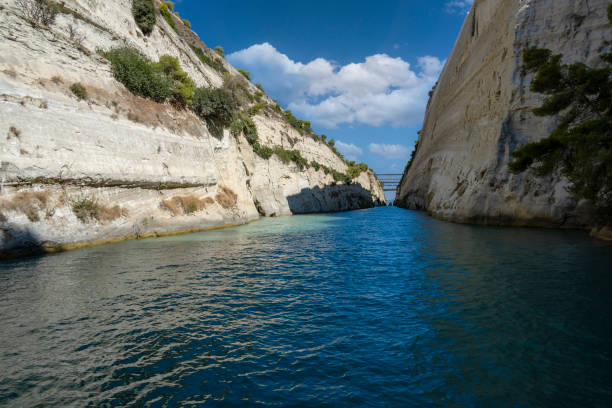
{"left": 376, "top": 174, "right": 403, "bottom": 192}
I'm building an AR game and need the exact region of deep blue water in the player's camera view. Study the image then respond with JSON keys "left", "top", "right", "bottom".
{"left": 1, "top": 207, "right": 611, "bottom": 407}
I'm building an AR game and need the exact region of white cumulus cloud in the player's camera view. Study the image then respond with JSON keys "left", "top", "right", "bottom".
{"left": 444, "top": 0, "right": 473, "bottom": 14}
{"left": 227, "top": 43, "right": 443, "bottom": 129}
{"left": 368, "top": 143, "right": 411, "bottom": 160}
{"left": 335, "top": 141, "right": 363, "bottom": 161}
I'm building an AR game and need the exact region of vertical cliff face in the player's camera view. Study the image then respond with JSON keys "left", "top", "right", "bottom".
{"left": 0, "top": 0, "right": 385, "bottom": 255}
{"left": 396, "top": 0, "right": 610, "bottom": 233}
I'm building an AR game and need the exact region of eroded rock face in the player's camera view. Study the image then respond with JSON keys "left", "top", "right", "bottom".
{"left": 396, "top": 0, "right": 609, "bottom": 233}
{"left": 0, "top": 0, "right": 385, "bottom": 255}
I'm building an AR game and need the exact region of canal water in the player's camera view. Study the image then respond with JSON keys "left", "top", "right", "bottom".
{"left": 1, "top": 207, "right": 611, "bottom": 407}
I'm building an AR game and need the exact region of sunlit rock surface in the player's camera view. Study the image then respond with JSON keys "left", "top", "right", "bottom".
{"left": 0, "top": 0, "right": 385, "bottom": 255}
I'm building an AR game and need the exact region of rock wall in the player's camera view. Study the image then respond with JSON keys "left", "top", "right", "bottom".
{"left": 0, "top": 0, "right": 385, "bottom": 256}
{"left": 395, "top": 0, "right": 610, "bottom": 236}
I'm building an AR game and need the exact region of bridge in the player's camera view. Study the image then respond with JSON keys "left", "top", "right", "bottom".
{"left": 376, "top": 174, "right": 403, "bottom": 192}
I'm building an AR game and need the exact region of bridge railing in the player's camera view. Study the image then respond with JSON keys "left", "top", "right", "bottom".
{"left": 375, "top": 174, "right": 403, "bottom": 192}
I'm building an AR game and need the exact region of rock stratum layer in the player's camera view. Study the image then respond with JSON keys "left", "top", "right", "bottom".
{"left": 0, "top": 0, "right": 385, "bottom": 256}
{"left": 395, "top": 0, "right": 610, "bottom": 238}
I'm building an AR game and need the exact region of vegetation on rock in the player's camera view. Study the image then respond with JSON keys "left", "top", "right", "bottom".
{"left": 237, "top": 68, "right": 251, "bottom": 81}
{"left": 159, "top": 1, "right": 177, "bottom": 32}
{"left": 103, "top": 48, "right": 194, "bottom": 107}
{"left": 153, "top": 55, "right": 196, "bottom": 106}
{"left": 510, "top": 19, "right": 612, "bottom": 224}
{"left": 71, "top": 197, "right": 125, "bottom": 223}
{"left": 132, "top": 0, "right": 155, "bottom": 35}
{"left": 16, "top": 0, "right": 59, "bottom": 27}
{"left": 189, "top": 45, "right": 227, "bottom": 73}
{"left": 104, "top": 47, "right": 172, "bottom": 102}
{"left": 192, "top": 87, "right": 236, "bottom": 134}
{"left": 70, "top": 83, "right": 87, "bottom": 100}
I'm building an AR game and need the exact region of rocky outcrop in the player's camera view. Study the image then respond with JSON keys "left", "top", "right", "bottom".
{"left": 0, "top": 0, "right": 384, "bottom": 256}
{"left": 395, "top": 0, "right": 610, "bottom": 236}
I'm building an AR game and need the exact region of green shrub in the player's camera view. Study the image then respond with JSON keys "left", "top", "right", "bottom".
{"left": 256, "top": 83, "right": 265, "bottom": 92}
{"left": 153, "top": 55, "right": 195, "bottom": 106}
{"left": 237, "top": 68, "right": 251, "bottom": 81}
{"left": 254, "top": 90, "right": 264, "bottom": 103}
{"left": 346, "top": 166, "right": 360, "bottom": 179}
{"left": 132, "top": 0, "right": 155, "bottom": 34}
{"left": 182, "top": 18, "right": 190, "bottom": 28}
{"left": 272, "top": 147, "right": 309, "bottom": 169}
{"left": 509, "top": 44, "right": 612, "bottom": 223}
{"left": 192, "top": 87, "right": 235, "bottom": 133}
{"left": 71, "top": 197, "right": 98, "bottom": 222}
{"left": 159, "top": 1, "right": 176, "bottom": 32}
{"left": 189, "top": 45, "right": 227, "bottom": 73}
{"left": 231, "top": 117, "right": 258, "bottom": 144}
{"left": 283, "top": 110, "right": 311, "bottom": 135}
{"left": 405, "top": 138, "right": 420, "bottom": 173}
{"left": 103, "top": 47, "right": 172, "bottom": 102}
{"left": 215, "top": 46, "right": 224, "bottom": 57}
{"left": 222, "top": 73, "right": 253, "bottom": 107}
{"left": 70, "top": 82, "right": 87, "bottom": 100}
{"left": 164, "top": 1, "right": 174, "bottom": 11}
{"left": 247, "top": 102, "right": 266, "bottom": 116}
{"left": 253, "top": 142, "right": 273, "bottom": 159}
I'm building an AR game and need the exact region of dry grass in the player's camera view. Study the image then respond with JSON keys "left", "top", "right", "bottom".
{"left": 96, "top": 204, "right": 126, "bottom": 222}
{"left": 71, "top": 197, "right": 127, "bottom": 223}
{"left": 69, "top": 84, "right": 205, "bottom": 136}
{"left": 0, "top": 191, "right": 49, "bottom": 222}
{"left": 215, "top": 186, "right": 238, "bottom": 209}
{"left": 160, "top": 195, "right": 215, "bottom": 215}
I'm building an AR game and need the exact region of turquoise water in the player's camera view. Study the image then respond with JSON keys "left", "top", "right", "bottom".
{"left": 0, "top": 207, "right": 611, "bottom": 407}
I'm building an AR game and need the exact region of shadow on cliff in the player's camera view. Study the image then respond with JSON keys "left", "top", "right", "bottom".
{"left": 286, "top": 184, "right": 384, "bottom": 214}
{"left": 0, "top": 225, "right": 48, "bottom": 259}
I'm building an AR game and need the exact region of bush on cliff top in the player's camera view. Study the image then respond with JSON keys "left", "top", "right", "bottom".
{"left": 159, "top": 1, "right": 177, "bottom": 32}
{"left": 237, "top": 68, "right": 251, "bottom": 81}
{"left": 132, "top": 0, "right": 155, "bottom": 35}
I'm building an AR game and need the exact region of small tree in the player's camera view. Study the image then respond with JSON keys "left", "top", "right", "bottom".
{"left": 16, "top": 0, "right": 59, "bottom": 26}
{"left": 192, "top": 87, "right": 235, "bottom": 136}
{"left": 214, "top": 46, "right": 225, "bottom": 57}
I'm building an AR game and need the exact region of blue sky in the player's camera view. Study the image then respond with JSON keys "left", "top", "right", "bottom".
{"left": 173, "top": 0, "right": 472, "bottom": 195}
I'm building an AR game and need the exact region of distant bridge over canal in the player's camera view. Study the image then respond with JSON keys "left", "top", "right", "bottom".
{"left": 376, "top": 174, "right": 403, "bottom": 192}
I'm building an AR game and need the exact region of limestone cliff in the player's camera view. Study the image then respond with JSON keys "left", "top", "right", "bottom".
{"left": 0, "top": 0, "right": 385, "bottom": 256}
{"left": 395, "top": 0, "right": 610, "bottom": 238}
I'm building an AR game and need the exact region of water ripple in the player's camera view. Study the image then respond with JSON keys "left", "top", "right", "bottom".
{"left": 1, "top": 208, "right": 611, "bottom": 407}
